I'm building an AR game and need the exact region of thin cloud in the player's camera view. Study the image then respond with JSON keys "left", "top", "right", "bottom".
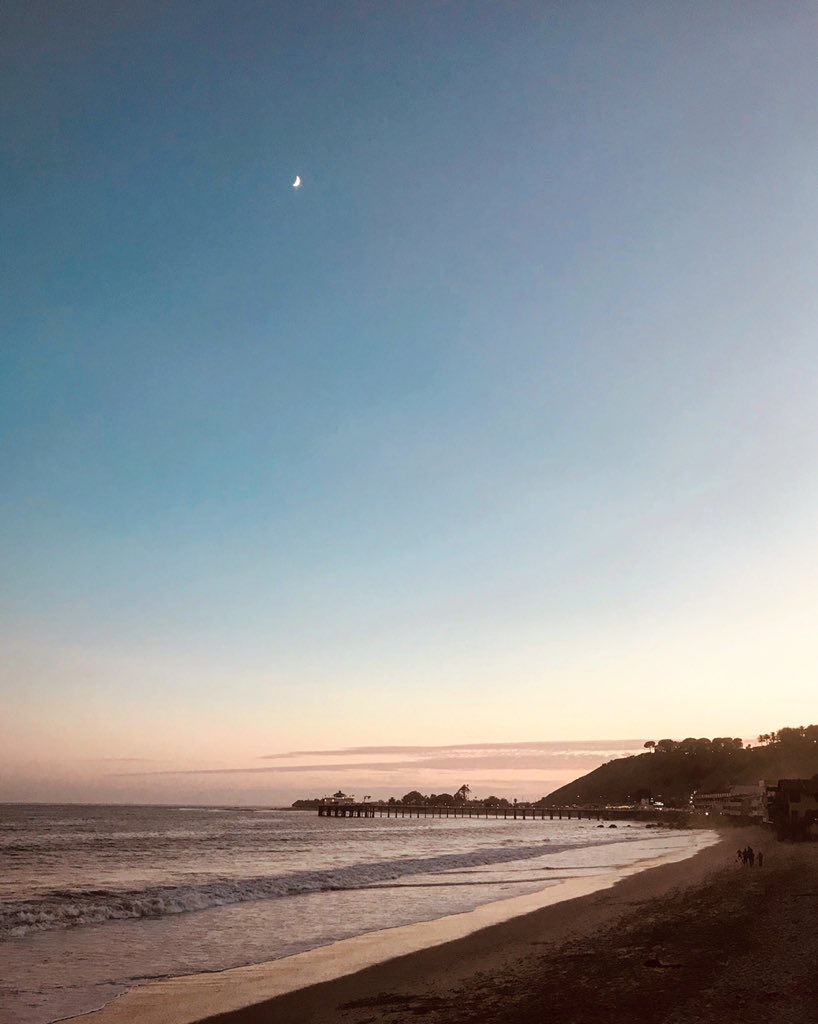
{"left": 86, "top": 757, "right": 155, "bottom": 763}
{"left": 118, "top": 744, "right": 645, "bottom": 778}
{"left": 116, "top": 761, "right": 416, "bottom": 777}
{"left": 261, "top": 740, "right": 645, "bottom": 759}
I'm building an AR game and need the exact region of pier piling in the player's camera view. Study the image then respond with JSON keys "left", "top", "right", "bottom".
{"left": 316, "top": 803, "right": 630, "bottom": 821}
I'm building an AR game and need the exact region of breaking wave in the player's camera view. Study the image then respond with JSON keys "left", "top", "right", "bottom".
{"left": 2, "top": 840, "right": 571, "bottom": 939}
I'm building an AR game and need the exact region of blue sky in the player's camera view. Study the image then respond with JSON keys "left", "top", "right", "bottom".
{"left": 2, "top": 2, "right": 817, "bottom": 802}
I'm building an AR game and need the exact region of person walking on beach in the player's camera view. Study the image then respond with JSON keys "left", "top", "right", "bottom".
{"left": 757, "top": 851, "right": 764, "bottom": 868}
{"left": 748, "top": 847, "right": 755, "bottom": 867}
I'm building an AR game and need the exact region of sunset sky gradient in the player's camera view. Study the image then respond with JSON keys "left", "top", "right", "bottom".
{"left": 2, "top": 3, "right": 817, "bottom": 804}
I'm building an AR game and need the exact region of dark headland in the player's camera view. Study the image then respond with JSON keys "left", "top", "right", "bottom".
{"left": 546, "top": 725, "right": 818, "bottom": 808}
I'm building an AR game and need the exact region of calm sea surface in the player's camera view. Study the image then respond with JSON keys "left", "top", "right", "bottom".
{"left": 0, "top": 804, "right": 709, "bottom": 1024}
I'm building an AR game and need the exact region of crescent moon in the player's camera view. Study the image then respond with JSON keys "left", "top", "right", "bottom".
{"left": 293, "top": 175, "right": 301, "bottom": 188}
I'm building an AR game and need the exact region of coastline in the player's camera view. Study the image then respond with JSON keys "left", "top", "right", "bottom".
{"left": 244, "top": 825, "right": 818, "bottom": 1024}
{"left": 74, "top": 829, "right": 723, "bottom": 1024}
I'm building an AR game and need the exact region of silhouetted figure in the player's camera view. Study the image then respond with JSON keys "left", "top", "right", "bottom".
{"left": 736, "top": 849, "right": 743, "bottom": 863}
{"left": 757, "top": 851, "right": 764, "bottom": 868}
{"left": 748, "top": 846, "right": 755, "bottom": 867}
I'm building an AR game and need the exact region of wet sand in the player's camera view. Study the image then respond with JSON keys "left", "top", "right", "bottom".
{"left": 76, "top": 827, "right": 818, "bottom": 1024}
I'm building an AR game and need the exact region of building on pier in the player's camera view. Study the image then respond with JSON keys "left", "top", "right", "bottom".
{"left": 320, "top": 790, "right": 355, "bottom": 806}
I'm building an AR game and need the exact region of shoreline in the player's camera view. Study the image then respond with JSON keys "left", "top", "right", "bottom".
{"left": 214, "top": 825, "right": 818, "bottom": 1024}
{"left": 74, "top": 829, "right": 721, "bottom": 1024}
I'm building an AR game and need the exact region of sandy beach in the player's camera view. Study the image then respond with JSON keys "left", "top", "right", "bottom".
{"left": 73, "top": 826, "right": 818, "bottom": 1024}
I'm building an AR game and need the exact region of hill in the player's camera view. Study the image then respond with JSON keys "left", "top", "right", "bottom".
{"left": 543, "top": 726, "right": 818, "bottom": 807}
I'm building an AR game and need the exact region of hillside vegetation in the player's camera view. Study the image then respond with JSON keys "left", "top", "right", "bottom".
{"left": 543, "top": 726, "right": 818, "bottom": 807}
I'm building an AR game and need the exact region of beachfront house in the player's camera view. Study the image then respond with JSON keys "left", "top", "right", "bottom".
{"left": 766, "top": 778, "right": 818, "bottom": 839}
{"left": 691, "top": 783, "right": 766, "bottom": 819}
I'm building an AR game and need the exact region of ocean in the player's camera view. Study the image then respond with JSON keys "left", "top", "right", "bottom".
{"left": 0, "top": 803, "right": 712, "bottom": 1024}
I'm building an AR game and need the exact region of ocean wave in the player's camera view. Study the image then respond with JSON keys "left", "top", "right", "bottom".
{"left": 1, "top": 840, "right": 576, "bottom": 939}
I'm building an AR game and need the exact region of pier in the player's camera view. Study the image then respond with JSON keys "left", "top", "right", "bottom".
{"left": 317, "top": 802, "right": 637, "bottom": 821}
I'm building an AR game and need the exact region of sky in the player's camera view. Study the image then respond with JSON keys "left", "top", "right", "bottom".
{"left": 2, "top": 2, "right": 817, "bottom": 805}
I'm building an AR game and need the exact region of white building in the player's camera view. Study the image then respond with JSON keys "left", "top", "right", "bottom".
{"left": 321, "top": 790, "right": 355, "bottom": 805}
{"left": 692, "top": 783, "right": 766, "bottom": 818}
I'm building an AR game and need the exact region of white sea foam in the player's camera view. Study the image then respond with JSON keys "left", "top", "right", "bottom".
{"left": 1, "top": 839, "right": 604, "bottom": 937}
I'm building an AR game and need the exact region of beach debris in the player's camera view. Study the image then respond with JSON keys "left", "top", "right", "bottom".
{"left": 643, "top": 956, "right": 683, "bottom": 969}
{"left": 341, "top": 993, "right": 449, "bottom": 1012}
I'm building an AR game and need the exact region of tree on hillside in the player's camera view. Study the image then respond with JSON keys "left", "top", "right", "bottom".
{"left": 776, "top": 725, "right": 818, "bottom": 745}
{"left": 401, "top": 790, "right": 426, "bottom": 805}
{"left": 757, "top": 727, "right": 818, "bottom": 746}
{"left": 644, "top": 741, "right": 656, "bottom": 752}
{"left": 543, "top": 724, "right": 818, "bottom": 809}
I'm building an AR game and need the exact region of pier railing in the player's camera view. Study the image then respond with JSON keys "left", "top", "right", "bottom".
{"left": 316, "top": 802, "right": 667, "bottom": 821}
